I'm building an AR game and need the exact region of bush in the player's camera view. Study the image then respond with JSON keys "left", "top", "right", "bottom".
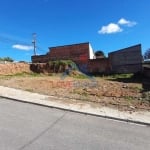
{"left": 0, "top": 57, "right": 14, "bottom": 62}
{"left": 142, "top": 91, "right": 150, "bottom": 102}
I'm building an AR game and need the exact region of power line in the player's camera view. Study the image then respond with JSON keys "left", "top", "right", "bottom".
{"left": 0, "top": 34, "right": 47, "bottom": 54}
{"left": 0, "top": 35, "right": 32, "bottom": 46}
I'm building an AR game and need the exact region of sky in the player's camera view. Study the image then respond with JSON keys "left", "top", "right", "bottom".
{"left": 0, "top": 0, "right": 150, "bottom": 62}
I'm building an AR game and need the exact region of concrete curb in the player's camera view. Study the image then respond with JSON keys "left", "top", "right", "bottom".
{"left": 0, "top": 95, "right": 150, "bottom": 126}
{"left": 0, "top": 86, "right": 150, "bottom": 126}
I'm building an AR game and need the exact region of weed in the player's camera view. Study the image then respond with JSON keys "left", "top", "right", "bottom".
{"left": 123, "top": 96, "right": 134, "bottom": 105}
{"left": 25, "top": 88, "right": 34, "bottom": 92}
{"left": 0, "top": 72, "right": 42, "bottom": 78}
{"left": 107, "top": 73, "right": 133, "bottom": 79}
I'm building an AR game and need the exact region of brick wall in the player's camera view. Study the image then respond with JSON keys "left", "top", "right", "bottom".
{"left": 31, "top": 42, "right": 91, "bottom": 64}
{"left": 87, "top": 58, "right": 111, "bottom": 74}
{"left": 31, "top": 54, "right": 50, "bottom": 63}
{"left": 49, "top": 42, "right": 90, "bottom": 62}
{"left": 76, "top": 58, "right": 111, "bottom": 74}
{"left": 31, "top": 43, "right": 143, "bottom": 75}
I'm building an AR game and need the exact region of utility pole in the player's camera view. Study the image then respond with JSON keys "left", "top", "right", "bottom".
{"left": 32, "top": 33, "right": 36, "bottom": 55}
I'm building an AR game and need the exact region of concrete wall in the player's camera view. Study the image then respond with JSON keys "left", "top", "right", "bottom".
{"left": 109, "top": 44, "right": 142, "bottom": 73}
{"left": 89, "top": 43, "right": 96, "bottom": 59}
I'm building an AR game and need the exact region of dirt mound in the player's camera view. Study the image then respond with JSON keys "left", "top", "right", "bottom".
{"left": 30, "top": 60, "right": 77, "bottom": 74}
{"left": 0, "top": 63, "right": 31, "bottom": 75}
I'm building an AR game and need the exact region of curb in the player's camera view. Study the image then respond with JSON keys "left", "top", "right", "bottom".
{"left": 1, "top": 95, "right": 150, "bottom": 126}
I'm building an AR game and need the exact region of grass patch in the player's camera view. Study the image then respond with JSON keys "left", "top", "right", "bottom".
{"left": 72, "top": 73, "right": 88, "bottom": 79}
{"left": 123, "top": 95, "right": 134, "bottom": 101}
{"left": 25, "top": 88, "right": 34, "bottom": 92}
{"left": 142, "top": 91, "right": 150, "bottom": 102}
{"left": 123, "top": 96, "right": 135, "bottom": 106}
{"left": 105, "top": 73, "right": 133, "bottom": 79}
{"left": 0, "top": 72, "right": 43, "bottom": 78}
{"left": 104, "top": 73, "right": 142, "bottom": 83}
{"left": 129, "top": 86, "right": 143, "bottom": 91}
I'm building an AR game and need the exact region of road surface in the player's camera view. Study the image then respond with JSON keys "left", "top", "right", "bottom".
{"left": 0, "top": 97, "right": 150, "bottom": 150}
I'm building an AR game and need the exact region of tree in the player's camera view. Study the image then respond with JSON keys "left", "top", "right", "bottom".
{"left": 144, "top": 48, "right": 150, "bottom": 60}
{"left": 0, "top": 57, "right": 14, "bottom": 62}
{"left": 95, "top": 50, "right": 106, "bottom": 58}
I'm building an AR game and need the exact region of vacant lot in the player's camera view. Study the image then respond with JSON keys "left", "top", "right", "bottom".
{"left": 0, "top": 72, "right": 149, "bottom": 112}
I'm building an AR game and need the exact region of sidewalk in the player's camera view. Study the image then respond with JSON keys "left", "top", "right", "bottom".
{"left": 0, "top": 85, "right": 150, "bottom": 126}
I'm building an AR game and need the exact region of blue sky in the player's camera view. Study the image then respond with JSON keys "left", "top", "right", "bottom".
{"left": 0, "top": 0, "right": 149, "bottom": 62}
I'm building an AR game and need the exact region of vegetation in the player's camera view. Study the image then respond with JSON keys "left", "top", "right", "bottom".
{"left": 0, "top": 57, "right": 14, "bottom": 62}
{"left": 143, "top": 48, "right": 150, "bottom": 60}
{"left": 0, "top": 72, "right": 42, "bottom": 79}
{"left": 142, "top": 91, "right": 150, "bottom": 102}
{"left": 95, "top": 50, "right": 106, "bottom": 58}
{"left": 48, "top": 60, "right": 78, "bottom": 72}
{"left": 49, "top": 60, "right": 77, "bottom": 67}
{"left": 103, "top": 73, "right": 133, "bottom": 79}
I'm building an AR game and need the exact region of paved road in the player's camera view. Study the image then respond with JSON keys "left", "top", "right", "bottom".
{"left": 0, "top": 97, "right": 150, "bottom": 150}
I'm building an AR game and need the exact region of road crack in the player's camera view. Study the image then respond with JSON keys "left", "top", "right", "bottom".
{"left": 18, "top": 112, "right": 67, "bottom": 150}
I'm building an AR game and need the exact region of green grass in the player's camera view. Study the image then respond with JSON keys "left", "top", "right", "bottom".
{"left": 25, "top": 88, "right": 34, "bottom": 92}
{"left": 102, "top": 73, "right": 143, "bottom": 83}
{"left": 123, "top": 95, "right": 134, "bottom": 101}
{"left": 129, "top": 86, "right": 143, "bottom": 91}
{"left": 105, "top": 73, "right": 134, "bottom": 79}
{"left": 72, "top": 73, "right": 88, "bottom": 79}
{"left": 0, "top": 72, "right": 43, "bottom": 78}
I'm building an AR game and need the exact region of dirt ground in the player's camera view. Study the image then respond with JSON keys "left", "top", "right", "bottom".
{"left": 0, "top": 73, "right": 149, "bottom": 112}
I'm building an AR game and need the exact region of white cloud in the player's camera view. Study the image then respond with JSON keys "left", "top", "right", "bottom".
{"left": 118, "top": 18, "right": 137, "bottom": 27}
{"left": 98, "top": 18, "right": 137, "bottom": 35}
{"left": 12, "top": 44, "right": 33, "bottom": 51}
{"left": 98, "top": 23, "right": 123, "bottom": 34}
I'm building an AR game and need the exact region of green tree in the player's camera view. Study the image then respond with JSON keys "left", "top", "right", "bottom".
{"left": 0, "top": 57, "right": 14, "bottom": 62}
{"left": 95, "top": 50, "right": 106, "bottom": 58}
{"left": 144, "top": 48, "right": 150, "bottom": 60}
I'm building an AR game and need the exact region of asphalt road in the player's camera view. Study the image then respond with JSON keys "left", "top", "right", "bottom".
{"left": 0, "top": 97, "right": 150, "bottom": 150}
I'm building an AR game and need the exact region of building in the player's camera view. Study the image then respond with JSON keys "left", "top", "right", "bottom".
{"left": 31, "top": 42, "right": 142, "bottom": 74}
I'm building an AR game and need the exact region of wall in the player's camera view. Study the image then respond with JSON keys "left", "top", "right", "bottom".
{"left": 49, "top": 42, "right": 91, "bottom": 62}
{"left": 87, "top": 58, "right": 111, "bottom": 74}
{"left": 0, "top": 63, "right": 31, "bottom": 75}
{"left": 143, "top": 66, "right": 150, "bottom": 90}
{"left": 143, "top": 66, "right": 150, "bottom": 78}
{"left": 31, "top": 54, "right": 50, "bottom": 63}
{"left": 109, "top": 44, "right": 142, "bottom": 73}
{"left": 89, "top": 43, "right": 96, "bottom": 59}
{"left": 31, "top": 42, "right": 92, "bottom": 63}
{"left": 31, "top": 43, "right": 143, "bottom": 74}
